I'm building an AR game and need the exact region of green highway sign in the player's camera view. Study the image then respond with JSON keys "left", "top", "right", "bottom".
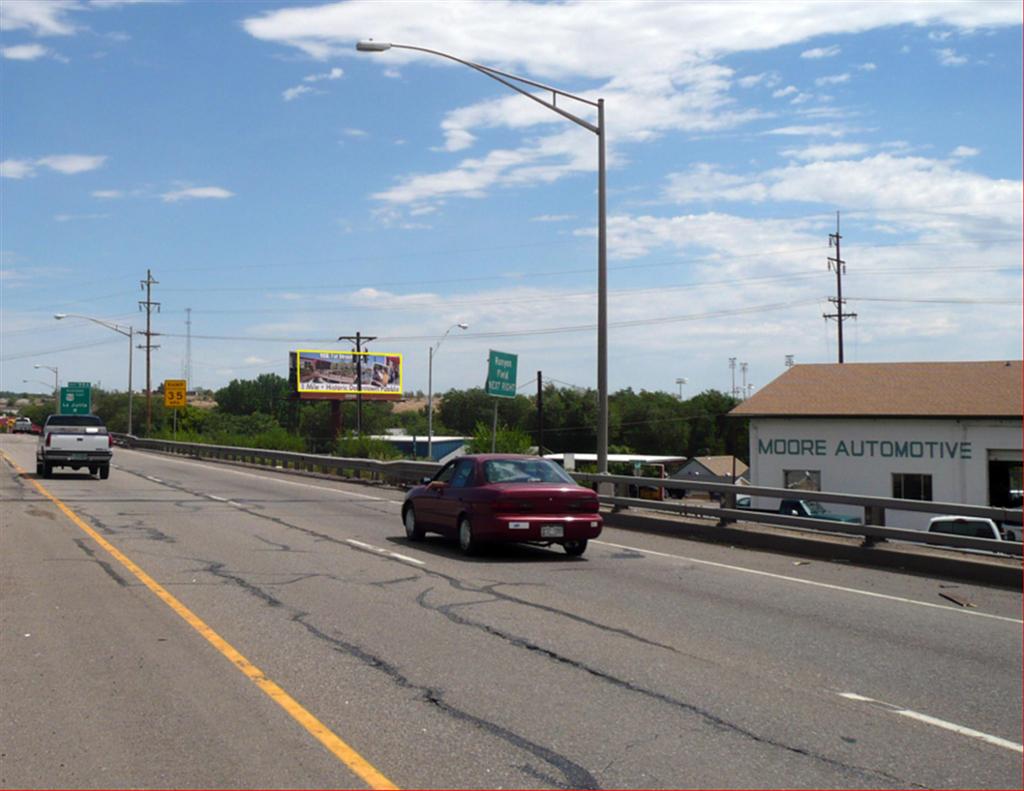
{"left": 60, "top": 382, "right": 91, "bottom": 415}
{"left": 486, "top": 350, "right": 518, "bottom": 399}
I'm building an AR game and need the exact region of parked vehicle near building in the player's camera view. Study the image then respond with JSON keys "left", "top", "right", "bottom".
{"left": 779, "top": 498, "right": 861, "bottom": 523}
{"left": 36, "top": 414, "right": 112, "bottom": 479}
{"left": 928, "top": 516, "right": 1018, "bottom": 542}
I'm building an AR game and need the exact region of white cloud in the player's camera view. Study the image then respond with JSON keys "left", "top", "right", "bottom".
{"left": 1, "top": 153, "right": 105, "bottom": 178}
{"left": 950, "top": 145, "right": 979, "bottom": 158}
{"left": 815, "top": 73, "right": 850, "bottom": 86}
{"left": 790, "top": 92, "right": 815, "bottom": 105}
{"left": 801, "top": 44, "right": 841, "bottom": 59}
{"left": 92, "top": 189, "right": 123, "bottom": 198}
{"left": 36, "top": 154, "right": 106, "bottom": 174}
{"left": 737, "top": 71, "right": 779, "bottom": 89}
{"left": 531, "top": 213, "right": 574, "bottom": 222}
{"left": 342, "top": 127, "right": 367, "bottom": 137}
{"left": 780, "top": 143, "right": 870, "bottom": 161}
{"left": 2, "top": 43, "right": 49, "bottom": 60}
{"left": 54, "top": 212, "right": 108, "bottom": 222}
{"left": 283, "top": 84, "right": 313, "bottom": 101}
{"left": 242, "top": 1, "right": 1020, "bottom": 224}
{"left": 857, "top": 62, "right": 877, "bottom": 71}
{"left": 764, "top": 124, "right": 846, "bottom": 137}
{"left": 303, "top": 66, "right": 343, "bottom": 82}
{"left": 1, "top": 159, "right": 35, "bottom": 179}
{"left": 936, "top": 47, "right": 968, "bottom": 66}
{"left": 772, "top": 85, "right": 798, "bottom": 98}
{"left": 928, "top": 30, "right": 953, "bottom": 41}
{"left": 160, "top": 186, "right": 235, "bottom": 202}
{"left": 0, "top": 0, "right": 79, "bottom": 36}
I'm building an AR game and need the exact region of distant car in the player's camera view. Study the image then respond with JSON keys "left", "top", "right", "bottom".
{"left": 12, "top": 417, "right": 33, "bottom": 433}
{"left": 928, "top": 516, "right": 1016, "bottom": 542}
{"left": 779, "top": 498, "right": 860, "bottom": 523}
{"left": 736, "top": 495, "right": 752, "bottom": 509}
{"left": 402, "top": 454, "right": 602, "bottom": 556}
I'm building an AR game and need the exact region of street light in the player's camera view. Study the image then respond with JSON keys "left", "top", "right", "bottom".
{"left": 54, "top": 313, "right": 134, "bottom": 435}
{"left": 427, "top": 322, "right": 468, "bottom": 459}
{"left": 33, "top": 364, "right": 59, "bottom": 402}
{"left": 357, "top": 39, "right": 609, "bottom": 473}
{"left": 675, "top": 377, "right": 688, "bottom": 399}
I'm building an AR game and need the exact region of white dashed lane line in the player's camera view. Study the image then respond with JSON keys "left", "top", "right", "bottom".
{"left": 838, "top": 692, "right": 1023, "bottom": 753}
{"left": 345, "top": 539, "right": 426, "bottom": 567}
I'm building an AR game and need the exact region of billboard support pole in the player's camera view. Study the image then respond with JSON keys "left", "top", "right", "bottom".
{"left": 491, "top": 401, "right": 498, "bottom": 453}
{"left": 338, "top": 332, "right": 377, "bottom": 438}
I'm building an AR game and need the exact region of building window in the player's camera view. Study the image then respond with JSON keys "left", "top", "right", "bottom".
{"left": 893, "top": 473, "right": 932, "bottom": 501}
{"left": 784, "top": 470, "right": 821, "bottom": 491}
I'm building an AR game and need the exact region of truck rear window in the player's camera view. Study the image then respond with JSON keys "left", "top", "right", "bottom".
{"left": 46, "top": 415, "right": 105, "bottom": 427}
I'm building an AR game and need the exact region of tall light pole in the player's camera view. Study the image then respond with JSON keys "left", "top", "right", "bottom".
{"left": 54, "top": 314, "right": 134, "bottom": 434}
{"left": 675, "top": 377, "right": 688, "bottom": 399}
{"left": 427, "top": 322, "right": 468, "bottom": 459}
{"left": 33, "top": 364, "right": 59, "bottom": 403}
{"left": 356, "top": 40, "right": 609, "bottom": 473}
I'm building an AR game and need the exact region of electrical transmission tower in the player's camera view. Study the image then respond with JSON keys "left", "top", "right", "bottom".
{"left": 823, "top": 212, "right": 857, "bottom": 363}
{"left": 140, "top": 270, "right": 161, "bottom": 432}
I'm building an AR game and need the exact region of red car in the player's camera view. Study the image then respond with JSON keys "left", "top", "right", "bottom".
{"left": 402, "top": 454, "right": 602, "bottom": 556}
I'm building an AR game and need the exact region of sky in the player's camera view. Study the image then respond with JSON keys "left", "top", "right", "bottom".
{"left": 2, "top": 0, "right": 1021, "bottom": 403}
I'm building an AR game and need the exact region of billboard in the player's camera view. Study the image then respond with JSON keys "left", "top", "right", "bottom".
{"left": 294, "top": 350, "right": 402, "bottom": 397}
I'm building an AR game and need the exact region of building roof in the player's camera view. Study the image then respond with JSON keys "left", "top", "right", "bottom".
{"left": 730, "top": 361, "right": 1023, "bottom": 418}
{"left": 684, "top": 455, "right": 749, "bottom": 478}
{"left": 545, "top": 453, "right": 687, "bottom": 464}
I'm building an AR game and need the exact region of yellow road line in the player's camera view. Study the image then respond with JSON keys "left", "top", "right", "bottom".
{"left": 1, "top": 451, "right": 398, "bottom": 791}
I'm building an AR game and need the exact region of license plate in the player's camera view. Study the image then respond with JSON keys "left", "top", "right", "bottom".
{"left": 70, "top": 453, "right": 87, "bottom": 460}
{"left": 540, "top": 525, "right": 564, "bottom": 538}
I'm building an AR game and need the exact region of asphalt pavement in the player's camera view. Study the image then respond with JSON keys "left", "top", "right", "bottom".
{"left": 1, "top": 434, "right": 1020, "bottom": 789}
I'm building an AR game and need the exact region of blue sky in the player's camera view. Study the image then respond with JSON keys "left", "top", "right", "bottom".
{"left": 2, "top": 0, "right": 1021, "bottom": 402}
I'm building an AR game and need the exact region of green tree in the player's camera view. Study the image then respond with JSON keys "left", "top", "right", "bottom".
{"left": 437, "top": 388, "right": 532, "bottom": 436}
{"left": 215, "top": 374, "right": 292, "bottom": 425}
{"left": 466, "top": 421, "right": 533, "bottom": 454}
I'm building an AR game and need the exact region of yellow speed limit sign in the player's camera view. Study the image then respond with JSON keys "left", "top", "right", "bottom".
{"left": 164, "top": 379, "right": 187, "bottom": 408}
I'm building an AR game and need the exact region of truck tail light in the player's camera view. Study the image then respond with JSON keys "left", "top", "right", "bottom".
{"left": 108, "top": 435, "right": 113, "bottom": 448}
{"left": 45, "top": 433, "right": 51, "bottom": 447}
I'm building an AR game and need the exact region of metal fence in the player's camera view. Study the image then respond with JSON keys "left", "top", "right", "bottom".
{"left": 114, "top": 435, "right": 1022, "bottom": 558}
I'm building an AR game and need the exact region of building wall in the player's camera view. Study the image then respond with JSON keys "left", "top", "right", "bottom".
{"left": 748, "top": 417, "right": 1022, "bottom": 530}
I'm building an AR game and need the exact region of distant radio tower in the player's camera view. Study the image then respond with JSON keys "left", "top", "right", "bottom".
{"left": 785, "top": 354, "right": 795, "bottom": 368}
{"left": 729, "top": 357, "right": 737, "bottom": 398}
{"left": 185, "top": 307, "right": 192, "bottom": 387}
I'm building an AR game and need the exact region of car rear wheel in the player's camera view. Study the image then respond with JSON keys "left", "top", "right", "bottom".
{"left": 99, "top": 464, "right": 110, "bottom": 480}
{"left": 35, "top": 460, "right": 43, "bottom": 476}
{"left": 563, "top": 539, "right": 588, "bottom": 557}
{"left": 403, "top": 505, "right": 424, "bottom": 541}
{"left": 42, "top": 462, "right": 52, "bottom": 479}
{"left": 458, "top": 517, "right": 479, "bottom": 555}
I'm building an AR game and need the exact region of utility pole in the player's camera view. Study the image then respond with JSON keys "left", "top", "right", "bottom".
{"left": 537, "top": 371, "right": 544, "bottom": 456}
{"left": 824, "top": 211, "right": 857, "bottom": 363}
{"left": 138, "top": 269, "right": 160, "bottom": 433}
{"left": 337, "top": 332, "right": 376, "bottom": 437}
{"left": 740, "top": 361, "right": 748, "bottom": 398}
{"left": 728, "top": 357, "right": 737, "bottom": 399}
{"left": 785, "top": 354, "right": 795, "bottom": 368}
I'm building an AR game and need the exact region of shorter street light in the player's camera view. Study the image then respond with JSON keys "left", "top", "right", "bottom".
{"left": 675, "top": 377, "right": 688, "bottom": 400}
{"left": 33, "top": 364, "right": 59, "bottom": 401}
{"left": 428, "top": 323, "right": 468, "bottom": 459}
{"left": 54, "top": 313, "right": 135, "bottom": 435}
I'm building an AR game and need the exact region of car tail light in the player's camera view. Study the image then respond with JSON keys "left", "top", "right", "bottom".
{"left": 568, "top": 498, "right": 599, "bottom": 512}
{"left": 45, "top": 433, "right": 51, "bottom": 447}
{"left": 108, "top": 435, "right": 113, "bottom": 448}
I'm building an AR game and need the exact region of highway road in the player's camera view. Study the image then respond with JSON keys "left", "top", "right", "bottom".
{"left": 1, "top": 434, "right": 1021, "bottom": 789}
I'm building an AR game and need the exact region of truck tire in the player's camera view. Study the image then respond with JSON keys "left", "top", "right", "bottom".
{"left": 99, "top": 464, "right": 110, "bottom": 480}
{"left": 36, "top": 460, "right": 43, "bottom": 476}
{"left": 43, "top": 462, "right": 53, "bottom": 479}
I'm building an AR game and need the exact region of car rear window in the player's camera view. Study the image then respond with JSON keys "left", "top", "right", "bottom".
{"left": 46, "top": 415, "right": 104, "bottom": 427}
{"left": 483, "top": 459, "right": 575, "bottom": 484}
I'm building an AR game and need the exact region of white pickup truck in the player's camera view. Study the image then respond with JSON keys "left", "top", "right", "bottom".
{"left": 37, "top": 414, "right": 113, "bottom": 479}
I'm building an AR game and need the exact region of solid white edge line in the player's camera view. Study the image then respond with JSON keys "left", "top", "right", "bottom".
{"left": 386, "top": 551, "right": 425, "bottom": 566}
{"left": 839, "top": 693, "right": 1023, "bottom": 753}
{"left": 346, "top": 539, "right": 425, "bottom": 567}
{"left": 593, "top": 539, "right": 1023, "bottom": 624}
{"left": 208, "top": 494, "right": 228, "bottom": 502}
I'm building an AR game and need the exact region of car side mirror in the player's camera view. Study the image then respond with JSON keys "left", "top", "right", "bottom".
{"left": 428, "top": 480, "right": 447, "bottom": 491}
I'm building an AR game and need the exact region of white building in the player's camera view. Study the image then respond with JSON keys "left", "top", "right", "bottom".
{"left": 730, "top": 361, "right": 1022, "bottom": 530}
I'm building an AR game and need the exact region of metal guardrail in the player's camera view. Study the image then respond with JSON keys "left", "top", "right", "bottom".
{"left": 114, "top": 435, "right": 1022, "bottom": 557}
{"left": 574, "top": 472, "right": 1023, "bottom": 557}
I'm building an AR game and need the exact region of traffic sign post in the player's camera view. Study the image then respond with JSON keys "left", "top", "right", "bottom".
{"left": 486, "top": 351, "right": 518, "bottom": 452}
{"left": 164, "top": 379, "right": 187, "bottom": 439}
{"left": 60, "top": 382, "right": 91, "bottom": 415}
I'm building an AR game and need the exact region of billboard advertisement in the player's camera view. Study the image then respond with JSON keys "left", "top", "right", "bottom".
{"left": 294, "top": 350, "right": 402, "bottom": 397}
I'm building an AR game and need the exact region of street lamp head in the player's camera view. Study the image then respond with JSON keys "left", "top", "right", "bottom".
{"left": 356, "top": 40, "right": 391, "bottom": 52}
{"left": 54, "top": 313, "right": 67, "bottom": 320}
{"left": 33, "top": 364, "right": 41, "bottom": 369}
{"left": 457, "top": 323, "right": 469, "bottom": 330}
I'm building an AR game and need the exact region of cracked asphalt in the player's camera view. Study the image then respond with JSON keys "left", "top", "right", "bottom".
{"left": 2, "top": 436, "right": 1021, "bottom": 789}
